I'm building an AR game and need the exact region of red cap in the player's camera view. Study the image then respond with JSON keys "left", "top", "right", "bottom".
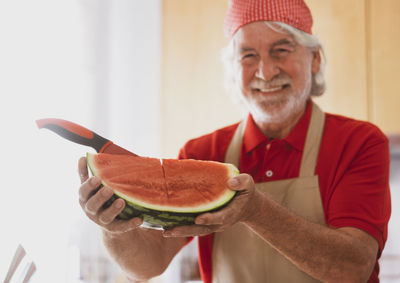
{"left": 224, "top": 0, "right": 313, "bottom": 38}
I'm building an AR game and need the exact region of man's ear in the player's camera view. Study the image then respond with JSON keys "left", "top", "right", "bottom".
{"left": 311, "top": 49, "right": 321, "bottom": 74}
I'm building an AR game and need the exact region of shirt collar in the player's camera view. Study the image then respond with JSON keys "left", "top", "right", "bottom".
{"left": 242, "top": 100, "right": 313, "bottom": 153}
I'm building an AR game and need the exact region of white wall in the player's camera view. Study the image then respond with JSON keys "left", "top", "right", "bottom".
{"left": 0, "top": 0, "right": 91, "bottom": 282}
{"left": 0, "top": 0, "right": 162, "bottom": 282}
{"left": 82, "top": 0, "right": 162, "bottom": 157}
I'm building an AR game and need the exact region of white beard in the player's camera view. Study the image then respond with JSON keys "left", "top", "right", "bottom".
{"left": 240, "top": 75, "right": 312, "bottom": 126}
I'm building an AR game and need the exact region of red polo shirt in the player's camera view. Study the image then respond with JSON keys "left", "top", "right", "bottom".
{"left": 178, "top": 101, "right": 391, "bottom": 283}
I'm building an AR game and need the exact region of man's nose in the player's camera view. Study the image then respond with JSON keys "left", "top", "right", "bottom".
{"left": 255, "top": 58, "right": 280, "bottom": 81}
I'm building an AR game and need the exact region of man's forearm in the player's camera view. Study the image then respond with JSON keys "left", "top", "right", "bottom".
{"left": 102, "top": 228, "right": 187, "bottom": 281}
{"left": 243, "top": 191, "right": 378, "bottom": 283}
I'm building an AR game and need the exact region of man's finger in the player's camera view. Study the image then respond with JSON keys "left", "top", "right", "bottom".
{"left": 98, "top": 199, "right": 126, "bottom": 225}
{"left": 84, "top": 186, "right": 113, "bottom": 215}
{"left": 163, "top": 225, "right": 216, "bottom": 237}
{"left": 79, "top": 176, "right": 102, "bottom": 203}
{"left": 228, "top": 173, "right": 254, "bottom": 191}
{"left": 78, "top": 156, "right": 89, "bottom": 184}
{"left": 105, "top": 217, "right": 143, "bottom": 234}
{"left": 195, "top": 210, "right": 230, "bottom": 226}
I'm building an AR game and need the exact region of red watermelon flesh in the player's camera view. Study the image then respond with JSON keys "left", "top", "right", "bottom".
{"left": 86, "top": 153, "right": 238, "bottom": 214}
{"left": 162, "top": 159, "right": 236, "bottom": 208}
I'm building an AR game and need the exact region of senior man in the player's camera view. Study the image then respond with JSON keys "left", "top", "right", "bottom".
{"left": 78, "top": 0, "right": 391, "bottom": 282}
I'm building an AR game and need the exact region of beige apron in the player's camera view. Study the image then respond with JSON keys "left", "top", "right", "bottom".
{"left": 212, "top": 102, "right": 326, "bottom": 283}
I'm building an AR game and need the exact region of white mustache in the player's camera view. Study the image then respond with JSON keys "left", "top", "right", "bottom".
{"left": 250, "top": 76, "right": 292, "bottom": 90}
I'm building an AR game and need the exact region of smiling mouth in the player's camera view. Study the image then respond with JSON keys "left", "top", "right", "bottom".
{"left": 254, "top": 84, "right": 289, "bottom": 93}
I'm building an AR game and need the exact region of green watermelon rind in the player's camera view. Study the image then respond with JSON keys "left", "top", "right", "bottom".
{"left": 86, "top": 153, "right": 239, "bottom": 229}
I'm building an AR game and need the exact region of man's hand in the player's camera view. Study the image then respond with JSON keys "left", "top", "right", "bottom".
{"left": 78, "top": 156, "right": 143, "bottom": 234}
{"left": 78, "top": 157, "right": 188, "bottom": 281}
{"left": 163, "top": 173, "right": 260, "bottom": 237}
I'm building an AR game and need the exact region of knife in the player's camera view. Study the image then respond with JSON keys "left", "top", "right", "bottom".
{"left": 36, "top": 118, "right": 136, "bottom": 155}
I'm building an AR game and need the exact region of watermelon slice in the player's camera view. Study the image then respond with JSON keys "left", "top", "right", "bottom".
{"left": 86, "top": 153, "right": 239, "bottom": 229}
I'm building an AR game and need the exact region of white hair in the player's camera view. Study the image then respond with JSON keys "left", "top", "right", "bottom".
{"left": 221, "top": 21, "right": 326, "bottom": 104}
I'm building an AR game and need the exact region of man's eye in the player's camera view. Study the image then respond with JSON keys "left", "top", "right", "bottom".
{"left": 271, "top": 48, "right": 291, "bottom": 58}
{"left": 241, "top": 53, "right": 256, "bottom": 60}
{"left": 276, "top": 48, "right": 289, "bottom": 53}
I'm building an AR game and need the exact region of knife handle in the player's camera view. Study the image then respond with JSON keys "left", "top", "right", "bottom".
{"left": 36, "top": 118, "right": 94, "bottom": 139}
{"left": 36, "top": 118, "right": 137, "bottom": 156}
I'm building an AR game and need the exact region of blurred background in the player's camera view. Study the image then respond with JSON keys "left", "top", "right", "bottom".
{"left": 0, "top": 0, "right": 399, "bottom": 282}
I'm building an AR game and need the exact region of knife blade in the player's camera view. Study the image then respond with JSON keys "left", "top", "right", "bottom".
{"left": 36, "top": 118, "right": 136, "bottom": 156}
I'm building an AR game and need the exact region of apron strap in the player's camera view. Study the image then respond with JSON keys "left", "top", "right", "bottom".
{"left": 224, "top": 101, "right": 325, "bottom": 177}
{"left": 299, "top": 102, "right": 325, "bottom": 177}
{"left": 224, "top": 118, "right": 246, "bottom": 168}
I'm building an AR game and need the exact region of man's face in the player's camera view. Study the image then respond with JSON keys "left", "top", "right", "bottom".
{"left": 232, "top": 22, "right": 320, "bottom": 126}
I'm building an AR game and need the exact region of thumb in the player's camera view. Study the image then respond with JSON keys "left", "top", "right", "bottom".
{"left": 228, "top": 174, "right": 254, "bottom": 191}
{"left": 78, "top": 156, "right": 89, "bottom": 184}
